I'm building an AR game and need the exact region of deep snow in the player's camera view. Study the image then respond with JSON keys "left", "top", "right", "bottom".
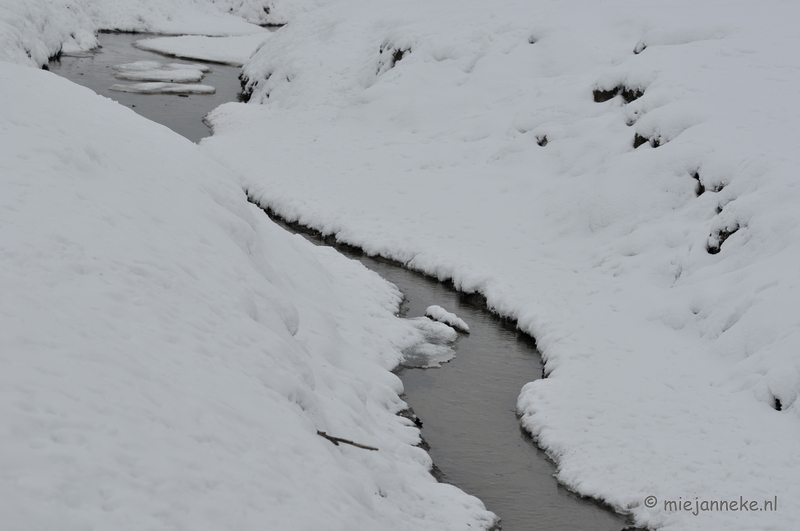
{"left": 198, "top": 0, "right": 800, "bottom": 529}
{"left": 5, "top": 0, "right": 800, "bottom": 529}
{"left": 0, "top": 40, "right": 495, "bottom": 531}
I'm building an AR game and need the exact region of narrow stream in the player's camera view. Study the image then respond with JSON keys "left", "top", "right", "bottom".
{"left": 266, "top": 222, "right": 630, "bottom": 531}
{"left": 50, "top": 33, "right": 632, "bottom": 531}
{"left": 48, "top": 33, "right": 243, "bottom": 143}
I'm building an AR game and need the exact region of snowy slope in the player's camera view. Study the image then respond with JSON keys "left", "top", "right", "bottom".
{"left": 200, "top": 0, "right": 800, "bottom": 529}
{"left": 0, "top": 61, "right": 495, "bottom": 530}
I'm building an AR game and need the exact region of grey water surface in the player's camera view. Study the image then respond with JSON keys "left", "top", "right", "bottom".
{"left": 50, "top": 32, "right": 631, "bottom": 531}
{"left": 48, "top": 33, "right": 244, "bottom": 143}
{"left": 280, "top": 233, "right": 631, "bottom": 531}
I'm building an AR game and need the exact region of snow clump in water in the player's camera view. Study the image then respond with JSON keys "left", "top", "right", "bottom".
{"left": 426, "top": 305, "right": 470, "bottom": 333}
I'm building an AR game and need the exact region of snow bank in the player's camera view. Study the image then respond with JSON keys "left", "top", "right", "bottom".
{"left": 0, "top": 60, "right": 496, "bottom": 530}
{"left": 426, "top": 305, "right": 469, "bottom": 333}
{"left": 201, "top": 0, "right": 800, "bottom": 528}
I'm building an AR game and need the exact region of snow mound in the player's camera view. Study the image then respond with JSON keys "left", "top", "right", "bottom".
{"left": 426, "top": 305, "right": 470, "bottom": 333}
{"left": 110, "top": 82, "right": 216, "bottom": 94}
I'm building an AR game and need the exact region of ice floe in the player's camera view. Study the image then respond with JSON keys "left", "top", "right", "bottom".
{"left": 114, "top": 60, "right": 212, "bottom": 73}
{"left": 115, "top": 68, "right": 205, "bottom": 83}
{"left": 109, "top": 82, "right": 216, "bottom": 94}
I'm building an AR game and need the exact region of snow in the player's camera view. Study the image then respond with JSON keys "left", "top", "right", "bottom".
{"left": 109, "top": 82, "right": 216, "bottom": 94}
{"left": 0, "top": 59, "right": 496, "bottom": 530}
{"left": 195, "top": 0, "right": 800, "bottom": 529}
{"left": 426, "top": 305, "right": 469, "bottom": 333}
{"left": 6, "top": 0, "right": 800, "bottom": 529}
{"left": 134, "top": 32, "right": 275, "bottom": 66}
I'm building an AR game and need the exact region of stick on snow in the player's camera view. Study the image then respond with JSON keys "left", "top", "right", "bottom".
{"left": 317, "top": 431, "right": 379, "bottom": 451}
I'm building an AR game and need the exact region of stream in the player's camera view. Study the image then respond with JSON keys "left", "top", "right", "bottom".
{"left": 50, "top": 32, "right": 632, "bottom": 531}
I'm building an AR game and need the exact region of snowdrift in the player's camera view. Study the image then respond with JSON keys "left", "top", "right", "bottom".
{"left": 0, "top": 61, "right": 495, "bottom": 530}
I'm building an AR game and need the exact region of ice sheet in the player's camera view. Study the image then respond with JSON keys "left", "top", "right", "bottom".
{"left": 109, "top": 82, "right": 216, "bottom": 94}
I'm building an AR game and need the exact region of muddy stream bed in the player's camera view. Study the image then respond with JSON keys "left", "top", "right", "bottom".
{"left": 50, "top": 32, "right": 632, "bottom": 531}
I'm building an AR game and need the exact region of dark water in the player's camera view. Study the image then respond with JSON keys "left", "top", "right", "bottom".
{"left": 49, "top": 33, "right": 631, "bottom": 531}
{"left": 277, "top": 229, "right": 630, "bottom": 531}
{"left": 48, "top": 33, "right": 244, "bottom": 143}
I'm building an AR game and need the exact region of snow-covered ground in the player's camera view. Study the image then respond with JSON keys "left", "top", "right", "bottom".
{"left": 0, "top": 7, "right": 497, "bottom": 530}
{"left": 196, "top": 0, "right": 800, "bottom": 529}
{"left": 5, "top": 0, "right": 800, "bottom": 529}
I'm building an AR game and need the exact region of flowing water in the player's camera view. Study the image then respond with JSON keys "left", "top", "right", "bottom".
{"left": 51, "top": 33, "right": 632, "bottom": 531}
{"left": 49, "top": 33, "right": 244, "bottom": 143}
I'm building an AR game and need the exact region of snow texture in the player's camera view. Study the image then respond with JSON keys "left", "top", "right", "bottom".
{"left": 0, "top": 58, "right": 496, "bottom": 531}
{"left": 196, "top": 0, "right": 800, "bottom": 529}
{"left": 426, "top": 305, "right": 469, "bottom": 333}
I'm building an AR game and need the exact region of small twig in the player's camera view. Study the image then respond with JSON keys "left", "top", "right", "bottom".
{"left": 317, "top": 430, "right": 379, "bottom": 451}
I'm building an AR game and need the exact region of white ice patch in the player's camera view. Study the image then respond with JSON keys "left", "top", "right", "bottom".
{"left": 115, "top": 68, "right": 206, "bottom": 83}
{"left": 134, "top": 33, "right": 273, "bottom": 66}
{"left": 425, "top": 305, "right": 470, "bottom": 333}
{"left": 114, "top": 61, "right": 212, "bottom": 73}
{"left": 109, "top": 82, "right": 216, "bottom": 95}
{"left": 401, "top": 317, "right": 458, "bottom": 368}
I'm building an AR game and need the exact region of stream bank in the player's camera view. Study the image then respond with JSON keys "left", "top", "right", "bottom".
{"left": 49, "top": 32, "right": 633, "bottom": 531}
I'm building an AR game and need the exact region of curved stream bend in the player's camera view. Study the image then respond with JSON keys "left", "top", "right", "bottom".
{"left": 50, "top": 32, "right": 634, "bottom": 531}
